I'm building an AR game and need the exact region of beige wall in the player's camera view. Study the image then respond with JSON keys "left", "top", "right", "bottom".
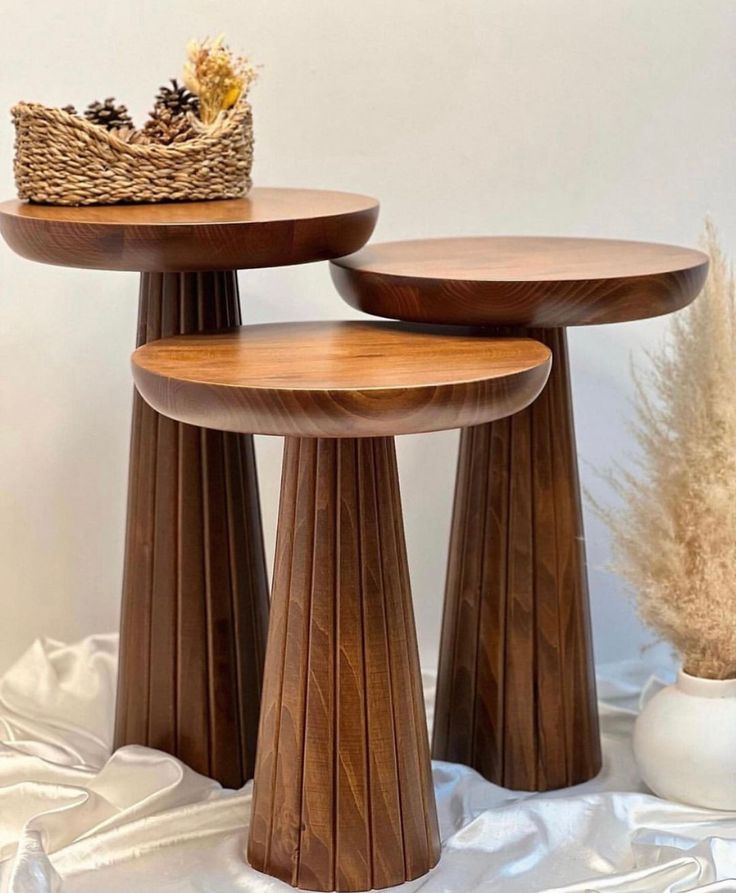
{"left": 1, "top": 0, "right": 735, "bottom": 674}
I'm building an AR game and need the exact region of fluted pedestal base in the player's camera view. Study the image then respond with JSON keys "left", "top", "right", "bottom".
{"left": 248, "top": 437, "right": 440, "bottom": 891}
{"left": 432, "top": 328, "right": 601, "bottom": 791}
{"left": 115, "top": 272, "right": 270, "bottom": 788}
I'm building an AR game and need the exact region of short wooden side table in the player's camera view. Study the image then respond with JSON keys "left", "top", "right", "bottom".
{"left": 131, "top": 320, "right": 552, "bottom": 891}
{"left": 331, "top": 236, "right": 708, "bottom": 791}
{"left": 0, "top": 190, "right": 378, "bottom": 787}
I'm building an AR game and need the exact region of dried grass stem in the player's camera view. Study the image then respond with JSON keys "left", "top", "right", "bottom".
{"left": 594, "top": 222, "right": 736, "bottom": 679}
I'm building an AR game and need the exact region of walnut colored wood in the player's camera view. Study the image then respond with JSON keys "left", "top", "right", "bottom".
{"left": 0, "top": 190, "right": 380, "bottom": 787}
{"left": 131, "top": 321, "right": 553, "bottom": 889}
{"left": 432, "top": 328, "right": 600, "bottom": 791}
{"left": 0, "top": 188, "right": 379, "bottom": 272}
{"left": 115, "top": 271, "right": 270, "bottom": 788}
{"left": 330, "top": 236, "right": 709, "bottom": 327}
{"left": 131, "top": 321, "right": 552, "bottom": 438}
{"left": 330, "top": 236, "right": 708, "bottom": 792}
{"left": 248, "top": 437, "right": 441, "bottom": 891}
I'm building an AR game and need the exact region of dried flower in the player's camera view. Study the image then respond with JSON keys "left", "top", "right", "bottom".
{"left": 183, "top": 35, "right": 257, "bottom": 125}
{"left": 592, "top": 221, "right": 736, "bottom": 679}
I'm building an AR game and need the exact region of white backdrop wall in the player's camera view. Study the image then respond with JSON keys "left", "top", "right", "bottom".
{"left": 1, "top": 0, "right": 735, "bottom": 676}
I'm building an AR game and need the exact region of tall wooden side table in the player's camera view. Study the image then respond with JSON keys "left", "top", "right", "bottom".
{"left": 0, "top": 189, "right": 378, "bottom": 787}
{"left": 131, "top": 320, "right": 552, "bottom": 891}
{"left": 331, "top": 236, "right": 708, "bottom": 791}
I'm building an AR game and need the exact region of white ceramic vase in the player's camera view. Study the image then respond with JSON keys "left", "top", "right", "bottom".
{"left": 633, "top": 669, "right": 736, "bottom": 810}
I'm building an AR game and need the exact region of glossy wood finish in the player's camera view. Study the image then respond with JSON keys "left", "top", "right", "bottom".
{"left": 131, "top": 321, "right": 552, "bottom": 438}
{"left": 115, "top": 271, "right": 270, "bottom": 788}
{"left": 0, "top": 188, "right": 379, "bottom": 272}
{"left": 0, "top": 191, "right": 380, "bottom": 787}
{"left": 131, "top": 323, "right": 555, "bottom": 889}
{"left": 330, "top": 236, "right": 709, "bottom": 327}
{"left": 331, "top": 237, "right": 708, "bottom": 792}
{"left": 248, "top": 437, "right": 440, "bottom": 891}
{"left": 432, "top": 328, "right": 600, "bottom": 791}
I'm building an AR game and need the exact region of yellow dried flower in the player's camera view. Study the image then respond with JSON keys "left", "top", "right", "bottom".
{"left": 183, "top": 35, "right": 257, "bottom": 125}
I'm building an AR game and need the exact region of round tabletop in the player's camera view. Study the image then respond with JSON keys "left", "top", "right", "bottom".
{"left": 0, "top": 188, "right": 379, "bottom": 273}
{"left": 132, "top": 321, "right": 552, "bottom": 438}
{"left": 330, "top": 236, "right": 709, "bottom": 327}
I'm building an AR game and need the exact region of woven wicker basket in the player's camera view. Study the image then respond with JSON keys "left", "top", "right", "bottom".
{"left": 12, "top": 101, "right": 254, "bottom": 206}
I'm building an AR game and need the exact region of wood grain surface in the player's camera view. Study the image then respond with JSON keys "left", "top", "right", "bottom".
{"left": 131, "top": 321, "right": 552, "bottom": 438}
{"left": 0, "top": 188, "right": 379, "bottom": 272}
{"left": 115, "top": 270, "right": 270, "bottom": 788}
{"left": 330, "top": 236, "right": 709, "bottom": 327}
{"left": 248, "top": 437, "right": 441, "bottom": 891}
{"left": 432, "top": 328, "right": 601, "bottom": 790}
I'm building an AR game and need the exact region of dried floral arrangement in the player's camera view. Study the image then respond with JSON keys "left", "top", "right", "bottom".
{"left": 12, "top": 36, "right": 257, "bottom": 205}
{"left": 594, "top": 222, "right": 735, "bottom": 679}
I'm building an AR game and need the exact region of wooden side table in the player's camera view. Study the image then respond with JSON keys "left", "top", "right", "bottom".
{"left": 331, "top": 236, "right": 708, "bottom": 791}
{"left": 131, "top": 320, "right": 552, "bottom": 891}
{"left": 0, "top": 190, "right": 378, "bottom": 787}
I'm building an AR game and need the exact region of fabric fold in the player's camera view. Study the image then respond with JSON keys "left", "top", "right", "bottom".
{"left": 1, "top": 635, "right": 734, "bottom": 893}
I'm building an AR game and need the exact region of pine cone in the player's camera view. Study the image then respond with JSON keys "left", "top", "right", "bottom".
{"left": 153, "top": 79, "right": 200, "bottom": 118}
{"left": 61, "top": 104, "right": 78, "bottom": 116}
{"left": 83, "top": 98, "right": 133, "bottom": 131}
{"left": 141, "top": 107, "right": 197, "bottom": 146}
{"left": 114, "top": 125, "right": 146, "bottom": 145}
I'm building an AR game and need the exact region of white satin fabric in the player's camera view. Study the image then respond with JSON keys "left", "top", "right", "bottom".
{"left": 1, "top": 636, "right": 735, "bottom": 893}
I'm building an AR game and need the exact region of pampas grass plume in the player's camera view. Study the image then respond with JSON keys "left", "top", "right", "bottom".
{"left": 595, "top": 222, "right": 736, "bottom": 679}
